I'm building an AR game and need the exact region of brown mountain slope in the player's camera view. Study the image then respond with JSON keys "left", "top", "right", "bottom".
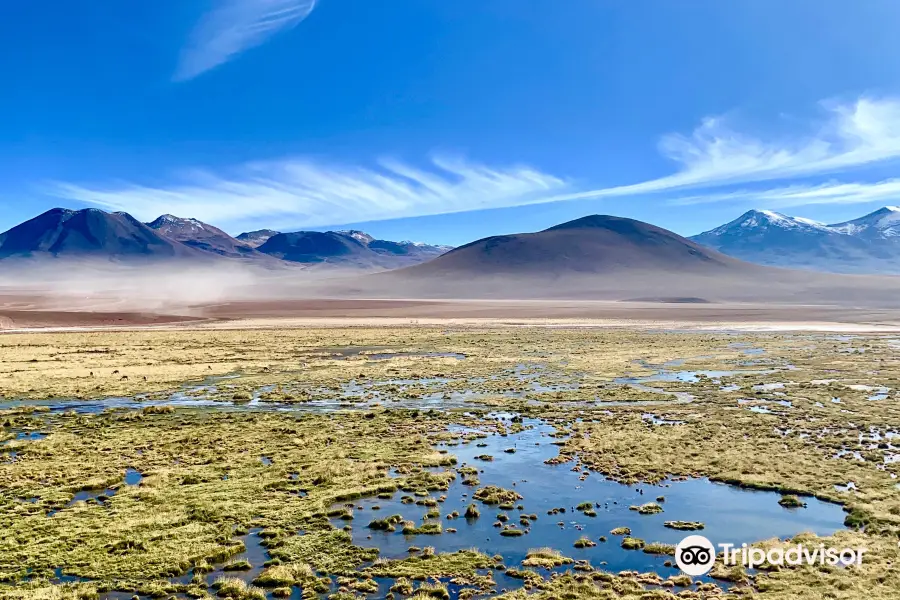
{"left": 147, "top": 215, "right": 264, "bottom": 259}
{"left": 334, "top": 215, "right": 900, "bottom": 306}
{"left": 405, "top": 214, "right": 743, "bottom": 276}
{"left": 0, "top": 208, "right": 204, "bottom": 261}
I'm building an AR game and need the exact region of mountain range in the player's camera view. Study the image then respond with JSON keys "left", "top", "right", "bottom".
{"left": 342, "top": 214, "right": 898, "bottom": 307}
{"left": 0, "top": 208, "right": 202, "bottom": 260}
{"left": 0, "top": 209, "right": 451, "bottom": 269}
{"left": 1, "top": 206, "right": 898, "bottom": 277}
{"left": 691, "top": 207, "right": 900, "bottom": 274}
{"left": 1, "top": 209, "right": 897, "bottom": 308}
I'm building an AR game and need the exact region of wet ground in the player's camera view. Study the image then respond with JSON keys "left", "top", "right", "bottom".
{"left": 87, "top": 415, "right": 847, "bottom": 600}
{"left": 331, "top": 417, "right": 845, "bottom": 587}
{"left": 0, "top": 348, "right": 858, "bottom": 599}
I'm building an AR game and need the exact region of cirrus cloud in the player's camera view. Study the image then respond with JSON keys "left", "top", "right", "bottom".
{"left": 669, "top": 179, "right": 900, "bottom": 209}
{"left": 175, "top": 0, "right": 318, "bottom": 81}
{"left": 542, "top": 96, "right": 900, "bottom": 203}
{"left": 50, "top": 155, "right": 568, "bottom": 232}
{"left": 48, "top": 96, "right": 900, "bottom": 231}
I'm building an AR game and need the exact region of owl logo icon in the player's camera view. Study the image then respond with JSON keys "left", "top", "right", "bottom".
{"left": 676, "top": 535, "right": 716, "bottom": 576}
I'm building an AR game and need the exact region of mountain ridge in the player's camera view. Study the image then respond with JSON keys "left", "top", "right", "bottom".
{"left": 146, "top": 214, "right": 262, "bottom": 259}
{"left": 0, "top": 208, "right": 452, "bottom": 268}
{"left": 690, "top": 207, "right": 900, "bottom": 274}
{"left": 393, "top": 214, "right": 744, "bottom": 278}
{"left": 0, "top": 208, "right": 204, "bottom": 261}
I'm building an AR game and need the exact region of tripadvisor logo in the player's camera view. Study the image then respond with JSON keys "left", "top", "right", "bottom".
{"left": 676, "top": 535, "right": 867, "bottom": 576}
{"left": 675, "top": 535, "right": 716, "bottom": 576}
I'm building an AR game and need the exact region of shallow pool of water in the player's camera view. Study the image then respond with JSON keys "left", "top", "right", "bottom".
{"left": 332, "top": 417, "right": 847, "bottom": 586}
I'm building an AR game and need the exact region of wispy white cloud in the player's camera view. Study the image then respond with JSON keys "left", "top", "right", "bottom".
{"left": 49, "top": 96, "right": 900, "bottom": 229}
{"left": 542, "top": 96, "right": 900, "bottom": 203}
{"left": 50, "top": 156, "right": 567, "bottom": 231}
{"left": 669, "top": 179, "right": 900, "bottom": 208}
{"left": 175, "top": 0, "right": 318, "bottom": 81}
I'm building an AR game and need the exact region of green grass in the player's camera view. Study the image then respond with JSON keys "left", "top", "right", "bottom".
{"left": 620, "top": 537, "right": 645, "bottom": 550}
{"left": 573, "top": 536, "right": 596, "bottom": 548}
{"left": 629, "top": 502, "right": 664, "bottom": 514}
{"left": 663, "top": 520, "right": 704, "bottom": 530}
{"left": 402, "top": 521, "right": 442, "bottom": 535}
{"left": 472, "top": 486, "right": 522, "bottom": 505}
{"left": 778, "top": 494, "right": 807, "bottom": 508}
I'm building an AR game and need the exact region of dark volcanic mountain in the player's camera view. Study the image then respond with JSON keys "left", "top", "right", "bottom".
{"left": 351, "top": 214, "right": 897, "bottom": 305}
{"left": 691, "top": 208, "right": 900, "bottom": 274}
{"left": 403, "top": 214, "right": 741, "bottom": 276}
{"left": 368, "top": 239, "right": 451, "bottom": 259}
{"left": 0, "top": 208, "right": 200, "bottom": 260}
{"left": 256, "top": 230, "right": 451, "bottom": 268}
{"left": 0, "top": 208, "right": 451, "bottom": 268}
{"left": 236, "top": 229, "right": 280, "bottom": 248}
{"left": 257, "top": 231, "right": 370, "bottom": 263}
{"left": 147, "top": 215, "right": 260, "bottom": 259}
{"left": 335, "top": 230, "right": 375, "bottom": 245}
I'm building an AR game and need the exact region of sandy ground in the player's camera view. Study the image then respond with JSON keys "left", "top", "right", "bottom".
{"left": 2, "top": 258, "right": 899, "bottom": 332}
{"left": 3, "top": 296, "right": 900, "bottom": 333}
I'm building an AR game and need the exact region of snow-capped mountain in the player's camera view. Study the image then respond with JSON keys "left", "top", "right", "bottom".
{"left": 691, "top": 208, "right": 900, "bottom": 274}
{"left": 147, "top": 214, "right": 261, "bottom": 259}
{"left": 367, "top": 238, "right": 452, "bottom": 257}
{"left": 0, "top": 208, "right": 202, "bottom": 260}
{"left": 0, "top": 209, "right": 453, "bottom": 268}
{"left": 700, "top": 209, "right": 831, "bottom": 235}
{"left": 256, "top": 229, "right": 451, "bottom": 268}
{"left": 829, "top": 206, "right": 900, "bottom": 239}
{"left": 335, "top": 229, "right": 375, "bottom": 245}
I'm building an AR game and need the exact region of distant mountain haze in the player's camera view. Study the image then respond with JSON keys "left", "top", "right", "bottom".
{"left": 351, "top": 214, "right": 899, "bottom": 307}
{"left": 0, "top": 208, "right": 203, "bottom": 260}
{"left": 691, "top": 207, "right": 900, "bottom": 274}
{"left": 2, "top": 206, "right": 898, "bottom": 277}
{"left": 257, "top": 231, "right": 369, "bottom": 263}
{"left": 257, "top": 230, "right": 450, "bottom": 268}
{"left": 0, "top": 208, "right": 451, "bottom": 269}
{"left": 2, "top": 209, "right": 897, "bottom": 308}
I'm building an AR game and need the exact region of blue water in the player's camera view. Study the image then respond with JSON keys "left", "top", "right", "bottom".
{"left": 55, "top": 414, "right": 846, "bottom": 600}
{"left": 333, "top": 416, "right": 846, "bottom": 585}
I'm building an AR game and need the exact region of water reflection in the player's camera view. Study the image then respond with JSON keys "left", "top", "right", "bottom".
{"left": 331, "top": 417, "right": 846, "bottom": 587}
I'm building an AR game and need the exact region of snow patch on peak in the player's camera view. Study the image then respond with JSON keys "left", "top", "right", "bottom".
{"left": 734, "top": 210, "right": 826, "bottom": 230}
{"left": 793, "top": 216, "right": 828, "bottom": 227}
{"left": 335, "top": 230, "right": 374, "bottom": 244}
{"left": 398, "top": 240, "right": 453, "bottom": 251}
{"left": 150, "top": 214, "right": 208, "bottom": 232}
{"left": 829, "top": 206, "right": 900, "bottom": 236}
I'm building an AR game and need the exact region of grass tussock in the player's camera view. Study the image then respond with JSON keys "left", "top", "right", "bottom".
{"left": 1, "top": 326, "right": 899, "bottom": 599}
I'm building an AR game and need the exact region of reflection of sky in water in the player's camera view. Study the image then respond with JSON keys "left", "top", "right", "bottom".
{"left": 5, "top": 352, "right": 854, "bottom": 599}
{"left": 333, "top": 418, "right": 846, "bottom": 586}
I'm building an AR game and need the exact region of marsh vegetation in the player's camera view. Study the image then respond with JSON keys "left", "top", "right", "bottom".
{"left": 1, "top": 327, "right": 898, "bottom": 598}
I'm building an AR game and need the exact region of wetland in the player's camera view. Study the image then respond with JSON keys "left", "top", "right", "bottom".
{"left": 1, "top": 326, "right": 899, "bottom": 599}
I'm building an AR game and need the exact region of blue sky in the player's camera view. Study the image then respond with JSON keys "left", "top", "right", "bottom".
{"left": 4, "top": 0, "right": 900, "bottom": 245}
